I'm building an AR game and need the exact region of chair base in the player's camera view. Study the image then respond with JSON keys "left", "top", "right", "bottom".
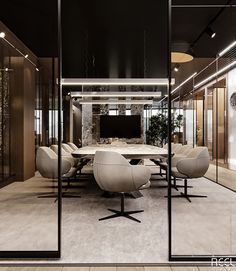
{"left": 99, "top": 208, "right": 144, "bottom": 223}
{"left": 99, "top": 192, "right": 144, "bottom": 223}
{"left": 171, "top": 193, "right": 207, "bottom": 203}
{"left": 38, "top": 192, "right": 81, "bottom": 203}
{"left": 171, "top": 179, "right": 207, "bottom": 202}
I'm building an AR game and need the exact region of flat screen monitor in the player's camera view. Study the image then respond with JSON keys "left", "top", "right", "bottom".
{"left": 100, "top": 115, "right": 141, "bottom": 138}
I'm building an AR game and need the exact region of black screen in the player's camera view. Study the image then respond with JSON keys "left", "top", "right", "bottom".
{"left": 100, "top": 115, "right": 141, "bottom": 138}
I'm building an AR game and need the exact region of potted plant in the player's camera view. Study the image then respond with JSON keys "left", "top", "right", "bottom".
{"left": 146, "top": 112, "right": 183, "bottom": 147}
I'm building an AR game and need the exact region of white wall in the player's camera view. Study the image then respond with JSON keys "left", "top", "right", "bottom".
{"left": 227, "top": 68, "right": 236, "bottom": 170}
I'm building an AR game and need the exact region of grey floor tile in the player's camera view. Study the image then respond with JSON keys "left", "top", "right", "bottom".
{"left": 198, "top": 267, "right": 227, "bottom": 271}
{"left": 90, "top": 268, "right": 116, "bottom": 271}
{"left": 144, "top": 267, "right": 172, "bottom": 271}
{"left": 7, "top": 268, "right": 37, "bottom": 271}
{"left": 171, "top": 267, "right": 199, "bottom": 271}
{"left": 35, "top": 267, "right": 63, "bottom": 271}
{"left": 117, "top": 268, "right": 144, "bottom": 271}
{"left": 63, "top": 267, "right": 90, "bottom": 271}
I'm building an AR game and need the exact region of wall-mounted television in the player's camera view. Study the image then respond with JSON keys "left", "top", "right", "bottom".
{"left": 100, "top": 115, "right": 141, "bottom": 138}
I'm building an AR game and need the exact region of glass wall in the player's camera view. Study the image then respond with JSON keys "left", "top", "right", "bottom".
{"left": 0, "top": 4, "right": 59, "bottom": 257}
{"left": 171, "top": 2, "right": 236, "bottom": 260}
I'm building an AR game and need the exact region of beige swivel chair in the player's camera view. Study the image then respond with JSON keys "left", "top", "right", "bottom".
{"left": 36, "top": 147, "right": 75, "bottom": 178}
{"left": 36, "top": 147, "right": 79, "bottom": 198}
{"left": 62, "top": 143, "right": 74, "bottom": 153}
{"left": 68, "top": 142, "right": 80, "bottom": 150}
{"left": 50, "top": 144, "right": 78, "bottom": 167}
{"left": 171, "top": 146, "right": 210, "bottom": 202}
{"left": 93, "top": 151, "right": 151, "bottom": 223}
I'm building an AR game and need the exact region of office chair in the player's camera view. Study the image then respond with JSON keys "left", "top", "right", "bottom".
{"left": 68, "top": 142, "right": 80, "bottom": 150}
{"left": 171, "top": 146, "right": 210, "bottom": 202}
{"left": 36, "top": 146, "right": 80, "bottom": 199}
{"left": 93, "top": 151, "right": 151, "bottom": 223}
{"left": 62, "top": 143, "right": 74, "bottom": 153}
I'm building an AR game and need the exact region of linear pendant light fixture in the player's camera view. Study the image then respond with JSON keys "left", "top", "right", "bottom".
{"left": 70, "top": 91, "right": 161, "bottom": 98}
{"left": 79, "top": 99, "right": 153, "bottom": 105}
{"left": 171, "top": 72, "right": 197, "bottom": 94}
{"left": 218, "top": 40, "right": 236, "bottom": 57}
{"left": 61, "top": 78, "right": 175, "bottom": 86}
{"left": 194, "top": 61, "right": 236, "bottom": 89}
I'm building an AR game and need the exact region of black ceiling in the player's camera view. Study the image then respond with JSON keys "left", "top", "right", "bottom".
{"left": 0, "top": 0, "right": 58, "bottom": 57}
{"left": 61, "top": 0, "right": 168, "bottom": 78}
{"left": 1, "top": 0, "right": 236, "bottom": 78}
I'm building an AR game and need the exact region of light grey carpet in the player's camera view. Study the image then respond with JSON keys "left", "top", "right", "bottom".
{"left": 0, "top": 168, "right": 235, "bottom": 263}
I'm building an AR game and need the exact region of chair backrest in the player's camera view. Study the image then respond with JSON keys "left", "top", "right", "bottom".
{"left": 50, "top": 144, "right": 69, "bottom": 156}
{"left": 62, "top": 143, "right": 74, "bottom": 153}
{"left": 177, "top": 147, "right": 210, "bottom": 178}
{"left": 179, "top": 144, "right": 193, "bottom": 155}
{"left": 36, "top": 147, "right": 59, "bottom": 178}
{"left": 173, "top": 143, "right": 183, "bottom": 153}
{"left": 93, "top": 151, "right": 137, "bottom": 192}
{"left": 67, "top": 142, "right": 79, "bottom": 151}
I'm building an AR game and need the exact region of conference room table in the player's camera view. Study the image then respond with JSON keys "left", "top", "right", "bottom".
{"left": 72, "top": 144, "right": 168, "bottom": 198}
{"left": 71, "top": 143, "right": 168, "bottom": 160}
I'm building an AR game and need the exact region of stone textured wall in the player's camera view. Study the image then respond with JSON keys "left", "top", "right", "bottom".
{"left": 82, "top": 103, "right": 144, "bottom": 145}
{"left": 82, "top": 104, "right": 93, "bottom": 146}
{"left": 128, "top": 104, "right": 144, "bottom": 144}
{"left": 118, "top": 104, "right": 126, "bottom": 115}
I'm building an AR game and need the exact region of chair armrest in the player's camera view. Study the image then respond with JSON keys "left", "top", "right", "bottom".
{"left": 61, "top": 158, "right": 72, "bottom": 175}
{"left": 62, "top": 155, "right": 76, "bottom": 167}
{"left": 131, "top": 165, "right": 151, "bottom": 190}
{"left": 176, "top": 158, "right": 196, "bottom": 177}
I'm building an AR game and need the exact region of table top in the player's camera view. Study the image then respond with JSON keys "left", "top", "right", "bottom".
{"left": 72, "top": 144, "right": 168, "bottom": 159}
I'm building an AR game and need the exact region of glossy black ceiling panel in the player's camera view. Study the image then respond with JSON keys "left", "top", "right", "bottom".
{"left": 61, "top": 0, "right": 168, "bottom": 78}
{"left": 0, "top": 0, "right": 58, "bottom": 57}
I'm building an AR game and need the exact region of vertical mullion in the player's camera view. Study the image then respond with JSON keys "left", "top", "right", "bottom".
{"left": 57, "top": 0, "right": 62, "bottom": 257}
{"left": 168, "top": 0, "right": 172, "bottom": 261}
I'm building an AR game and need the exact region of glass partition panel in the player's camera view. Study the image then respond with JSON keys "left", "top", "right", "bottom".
{"left": 205, "top": 87, "right": 217, "bottom": 182}
{"left": 0, "top": 0, "right": 59, "bottom": 257}
{"left": 171, "top": 2, "right": 236, "bottom": 261}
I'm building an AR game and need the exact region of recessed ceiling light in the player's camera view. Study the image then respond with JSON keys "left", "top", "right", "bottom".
{"left": 5, "top": 68, "right": 8, "bottom": 72}
{"left": 0, "top": 32, "right": 6, "bottom": 38}
{"left": 35, "top": 67, "right": 39, "bottom": 71}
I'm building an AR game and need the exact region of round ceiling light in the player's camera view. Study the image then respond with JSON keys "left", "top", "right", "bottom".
{"left": 171, "top": 52, "right": 194, "bottom": 63}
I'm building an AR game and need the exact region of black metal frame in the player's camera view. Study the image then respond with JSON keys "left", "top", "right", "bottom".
{"left": 167, "top": 0, "right": 172, "bottom": 262}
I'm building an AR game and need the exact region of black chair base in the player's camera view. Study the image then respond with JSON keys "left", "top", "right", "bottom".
{"left": 171, "top": 179, "right": 207, "bottom": 202}
{"left": 38, "top": 192, "right": 81, "bottom": 202}
{"left": 99, "top": 208, "right": 144, "bottom": 223}
{"left": 99, "top": 192, "right": 144, "bottom": 223}
{"left": 171, "top": 193, "right": 207, "bottom": 203}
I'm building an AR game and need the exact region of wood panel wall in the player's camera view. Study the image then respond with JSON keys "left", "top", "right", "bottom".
{"left": 10, "top": 57, "right": 35, "bottom": 181}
